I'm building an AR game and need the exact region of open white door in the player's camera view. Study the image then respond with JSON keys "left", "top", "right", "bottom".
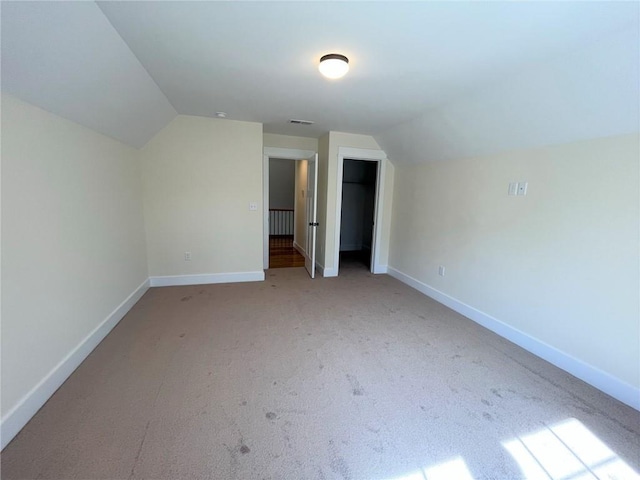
{"left": 305, "top": 154, "right": 318, "bottom": 278}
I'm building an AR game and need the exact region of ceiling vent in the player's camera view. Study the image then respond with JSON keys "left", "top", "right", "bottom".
{"left": 289, "top": 119, "right": 314, "bottom": 125}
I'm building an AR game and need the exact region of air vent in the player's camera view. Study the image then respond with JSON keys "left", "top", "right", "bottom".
{"left": 289, "top": 119, "right": 315, "bottom": 125}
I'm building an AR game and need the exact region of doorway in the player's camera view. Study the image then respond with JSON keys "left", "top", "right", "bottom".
{"left": 268, "top": 158, "right": 304, "bottom": 268}
{"left": 331, "top": 146, "right": 388, "bottom": 278}
{"left": 263, "top": 148, "right": 318, "bottom": 277}
{"left": 339, "top": 159, "right": 378, "bottom": 270}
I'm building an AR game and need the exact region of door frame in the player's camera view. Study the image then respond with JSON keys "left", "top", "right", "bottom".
{"left": 333, "top": 147, "right": 388, "bottom": 276}
{"left": 304, "top": 153, "right": 319, "bottom": 279}
{"left": 263, "top": 147, "right": 316, "bottom": 270}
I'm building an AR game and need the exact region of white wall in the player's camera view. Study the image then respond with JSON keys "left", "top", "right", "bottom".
{"left": 141, "top": 115, "right": 264, "bottom": 281}
{"left": 1, "top": 95, "right": 149, "bottom": 446}
{"left": 294, "top": 160, "right": 308, "bottom": 252}
{"left": 317, "top": 133, "right": 330, "bottom": 267}
{"left": 388, "top": 133, "right": 640, "bottom": 405}
{"left": 269, "top": 158, "right": 295, "bottom": 210}
{"left": 263, "top": 133, "right": 318, "bottom": 152}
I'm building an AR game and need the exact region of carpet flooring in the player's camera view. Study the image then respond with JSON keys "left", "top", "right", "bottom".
{"left": 2, "top": 261, "right": 639, "bottom": 479}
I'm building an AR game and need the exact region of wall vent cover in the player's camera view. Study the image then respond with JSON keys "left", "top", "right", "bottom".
{"left": 289, "top": 119, "right": 314, "bottom": 125}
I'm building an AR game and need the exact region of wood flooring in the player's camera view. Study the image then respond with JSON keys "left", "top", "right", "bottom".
{"left": 269, "top": 236, "right": 305, "bottom": 268}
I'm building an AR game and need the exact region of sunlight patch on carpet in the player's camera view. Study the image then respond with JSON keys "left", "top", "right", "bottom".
{"left": 502, "top": 418, "right": 639, "bottom": 480}
{"left": 385, "top": 456, "right": 474, "bottom": 480}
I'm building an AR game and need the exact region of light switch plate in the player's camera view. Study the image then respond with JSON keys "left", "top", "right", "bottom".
{"left": 508, "top": 182, "right": 518, "bottom": 196}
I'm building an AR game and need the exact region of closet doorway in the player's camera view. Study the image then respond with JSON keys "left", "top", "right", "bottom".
{"left": 339, "top": 159, "right": 379, "bottom": 271}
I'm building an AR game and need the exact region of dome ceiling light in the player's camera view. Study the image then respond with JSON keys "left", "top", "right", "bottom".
{"left": 318, "top": 53, "right": 349, "bottom": 79}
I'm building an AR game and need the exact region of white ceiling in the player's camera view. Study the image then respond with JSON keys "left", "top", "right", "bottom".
{"left": 1, "top": 1, "right": 176, "bottom": 148}
{"left": 2, "top": 1, "right": 638, "bottom": 154}
{"left": 377, "top": 26, "right": 640, "bottom": 163}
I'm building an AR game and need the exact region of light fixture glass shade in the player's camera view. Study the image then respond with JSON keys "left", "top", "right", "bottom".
{"left": 319, "top": 54, "right": 349, "bottom": 79}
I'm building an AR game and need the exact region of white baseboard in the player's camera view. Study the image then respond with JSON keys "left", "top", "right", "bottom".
{"left": 387, "top": 266, "right": 640, "bottom": 411}
{"left": 315, "top": 261, "right": 338, "bottom": 278}
{"left": 293, "top": 241, "right": 306, "bottom": 256}
{"left": 1, "top": 278, "right": 150, "bottom": 450}
{"left": 373, "top": 264, "right": 388, "bottom": 274}
{"left": 322, "top": 266, "right": 338, "bottom": 277}
{"left": 149, "top": 271, "right": 264, "bottom": 287}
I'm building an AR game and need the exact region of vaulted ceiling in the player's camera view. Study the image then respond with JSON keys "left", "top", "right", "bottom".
{"left": 2, "top": 1, "right": 638, "bottom": 160}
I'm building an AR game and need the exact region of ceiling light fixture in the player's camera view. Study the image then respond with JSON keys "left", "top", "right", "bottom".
{"left": 215, "top": 112, "right": 227, "bottom": 118}
{"left": 319, "top": 53, "right": 349, "bottom": 79}
{"left": 289, "top": 119, "right": 315, "bottom": 125}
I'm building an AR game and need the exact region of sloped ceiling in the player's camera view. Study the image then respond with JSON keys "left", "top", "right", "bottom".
{"left": 376, "top": 25, "right": 640, "bottom": 163}
{"left": 1, "top": 1, "right": 638, "bottom": 157}
{"left": 1, "top": 2, "right": 177, "bottom": 148}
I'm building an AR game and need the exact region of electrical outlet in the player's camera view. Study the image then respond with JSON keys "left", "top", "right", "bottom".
{"left": 438, "top": 265, "right": 445, "bottom": 276}
{"left": 184, "top": 252, "right": 191, "bottom": 261}
{"left": 249, "top": 202, "right": 258, "bottom": 211}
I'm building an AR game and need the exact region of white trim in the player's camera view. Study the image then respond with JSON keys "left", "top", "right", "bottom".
{"left": 337, "top": 147, "right": 387, "bottom": 161}
{"left": 293, "top": 241, "right": 305, "bottom": 256}
{"left": 322, "top": 266, "right": 338, "bottom": 277}
{"left": 387, "top": 266, "right": 640, "bottom": 411}
{"left": 149, "top": 271, "right": 264, "bottom": 287}
{"left": 263, "top": 154, "right": 269, "bottom": 269}
{"left": 263, "top": 148, "right": 316, "bottom": 271}
{"left": 304, "top": 153, "right": 319, "bottom": 279}
{"left": 374, "top": 161, "right": 386, "bottom": 273}
{"left": 1, "top": 278, "right": 151, "bottom": 449}
{"left": 316, "top": 262, "right": 336, "bottom": 278}
{"left": 373, "top": 264, "right": 388, "bottom": 274}
{"left": 334, "top": 147, "right": 388, "bottom": 277}
{"left": 263, "top": 147, "right": 315, "bottom": 160}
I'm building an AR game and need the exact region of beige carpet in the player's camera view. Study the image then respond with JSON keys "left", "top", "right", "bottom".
{"left": 2, "top": 261, "right": 639, "bottom": 479}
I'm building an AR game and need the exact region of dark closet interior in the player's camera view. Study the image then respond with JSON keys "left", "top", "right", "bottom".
{"left": 339, "top": 159, "right": 377, "bottom": 269}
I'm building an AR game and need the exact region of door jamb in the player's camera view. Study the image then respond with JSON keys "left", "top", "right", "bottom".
{"left": 334, "top": 147, "right": 388, "bottom": 276}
